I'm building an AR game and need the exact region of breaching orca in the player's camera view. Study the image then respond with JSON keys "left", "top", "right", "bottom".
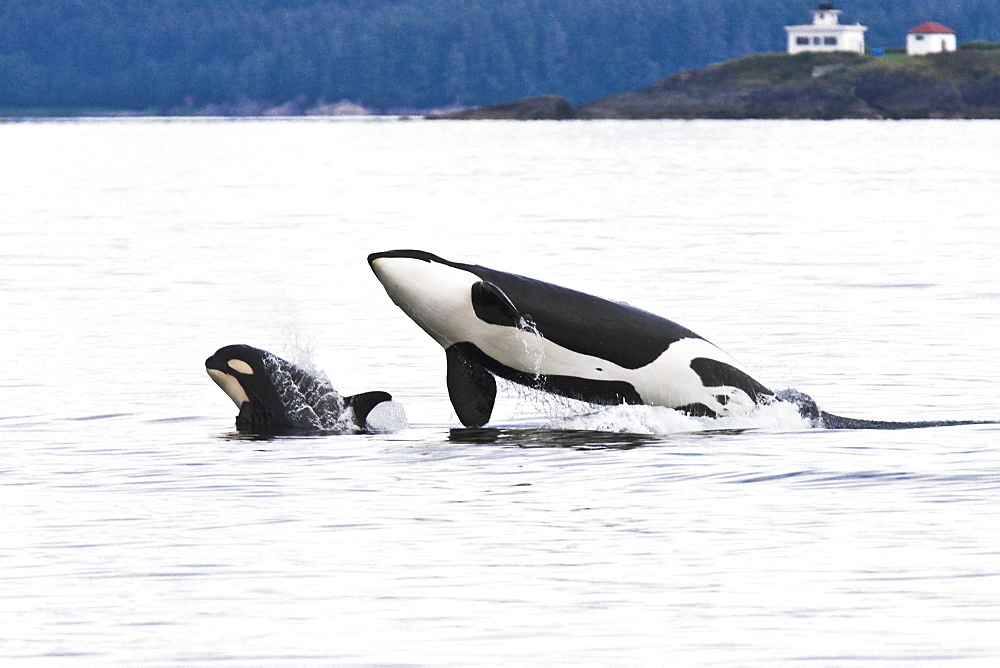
{"left": 368, "top": 250, "right": 772, "bottom": 427}
{"left": 368, "top": 250, "right": 992, "bottom": 430}
{"left": 205, "top": 344, "right": 397, "bottom": 434}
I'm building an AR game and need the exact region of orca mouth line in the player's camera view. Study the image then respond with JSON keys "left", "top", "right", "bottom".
{"left": 368, "top": 250, "right": 451, "bottom": 266}
{"left": 205, "top": 357, "right": 231, "bottom": 373}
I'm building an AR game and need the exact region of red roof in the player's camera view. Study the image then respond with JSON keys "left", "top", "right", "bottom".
{"left": 907, "top": 22, "right": 955, "bottom": 34}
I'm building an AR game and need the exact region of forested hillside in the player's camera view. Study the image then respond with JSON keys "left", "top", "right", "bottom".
{"left": 2, "top": 0, "right": 999, "bottom": 114}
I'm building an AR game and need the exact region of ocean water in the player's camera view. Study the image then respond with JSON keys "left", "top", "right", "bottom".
{"left": 1, "top": 117, "right": 998, "bottom": 664}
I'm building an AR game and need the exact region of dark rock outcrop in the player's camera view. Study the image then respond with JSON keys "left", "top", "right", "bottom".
{"left": 427, "top": 95, "right": 573, "bottom": 120}
{"left": 428, "top": 50, "right": 1000, "bottom": 121}
{"left": 576, "top": 52, "right": 1000, "bottom": 120}
{"left": 575, "top": 76, "right": 881, "bottom": 120}
{"left": 852, "top": 70, "right": 965, "bottom": 118}
{"left": 961, "top": 76, "right": 1000, "bottom": 106}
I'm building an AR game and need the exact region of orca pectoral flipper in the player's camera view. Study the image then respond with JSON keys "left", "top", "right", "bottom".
{"left": 344, "top": 391, "right": 393, "bottom": 427}
{"left": 446, "top": 345, "right": 497, "bottom": 427}
{"left": 471, "top": 281, "right": 523, "bottom": 328}
{"left": 235, "top": 400, "right": 273, "bottom": 432}
{"left": 235, "top": 402, "right": 254, "bottom": 431}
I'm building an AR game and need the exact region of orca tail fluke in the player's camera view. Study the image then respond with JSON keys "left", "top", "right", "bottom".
{"left": 344, "top": 391, "right": 393, "bottom": 428}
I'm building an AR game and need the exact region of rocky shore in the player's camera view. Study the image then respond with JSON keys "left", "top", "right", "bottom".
{"left": 429, "top": 49, "right": 1000, "bottom": 120}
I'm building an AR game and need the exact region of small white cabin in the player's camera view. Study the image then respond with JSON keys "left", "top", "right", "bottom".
{"left": 785, "top": 3, "right": 867, "bottom": 55}
{"left": 906, "top": 23, "right": 957, "bottom": 56}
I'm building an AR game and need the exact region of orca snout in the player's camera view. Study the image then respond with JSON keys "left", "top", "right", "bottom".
{"left": 368, "top": 249, "right": 444, "bottom": 268}
{"left": 205, "top": 350, "right": 238, "bottom": 375}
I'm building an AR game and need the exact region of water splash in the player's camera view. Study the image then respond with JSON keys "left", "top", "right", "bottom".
{"left": 517, "top": 316, "right": 546, "bottom": 381}
{"left": 496, "top": 378, "right": 813, "bottom": 436}
{"left": 540, "top": 400, "right": 812, "bottom": 435}
{"left": 260, "top": 351, "right": 352, "bottom": 431}
{"left": 363, "top": 400, "right": 408, "bottom": 433}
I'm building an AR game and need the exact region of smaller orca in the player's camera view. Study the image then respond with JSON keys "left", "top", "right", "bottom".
{"left": 205, "top": 344, "right": 397, "bottom": 434}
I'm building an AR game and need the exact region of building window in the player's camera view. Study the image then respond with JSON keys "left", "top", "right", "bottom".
{"left": 796, "top": 37, "right": 810, "bottom": 45}
{"left": 915, "top": 34, "right": 925, "bottom": 41}
{"left": 813, "top": 37, "right": 822, "bottom": 45}
{"left": 824, "top": 36, "right": 838, "bottom": 45}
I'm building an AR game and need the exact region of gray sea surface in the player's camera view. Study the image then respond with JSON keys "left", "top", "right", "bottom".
{"left": 1, "top": 117, "right": 999, "bottom": 664}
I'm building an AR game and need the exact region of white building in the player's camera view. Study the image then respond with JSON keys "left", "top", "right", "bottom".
{"left": 906, "top": 22, "right": 957, "bottom": 55}
{"left": 785, "top": 3, "right": 867, "bottom": 55}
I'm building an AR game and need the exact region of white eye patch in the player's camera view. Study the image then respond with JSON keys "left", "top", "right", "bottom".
{"left": 227, "top": 359, "right": 255, "bottom": 375}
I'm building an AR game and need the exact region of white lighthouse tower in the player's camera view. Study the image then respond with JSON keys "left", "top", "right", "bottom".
{"left": 785, "top": 3, "right": 867, "bottom": 55}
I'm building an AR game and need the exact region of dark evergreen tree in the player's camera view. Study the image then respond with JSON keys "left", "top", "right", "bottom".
{"left": 0, "top": 0, "right": 998, "bottom": 112}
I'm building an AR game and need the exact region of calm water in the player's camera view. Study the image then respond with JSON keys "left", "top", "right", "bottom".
{"left": 2, "top": 118, "right": 999, "bottom": 664}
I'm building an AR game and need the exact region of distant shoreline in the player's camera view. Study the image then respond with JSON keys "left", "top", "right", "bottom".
{"left": 0, "top": 113, "right": 410, "bottom": 122}
{"left": 429, "top": 47, "right": 1000, "bottom": 121}
{"left": 6, "top": 47, "right": 1000, "bottom": 123}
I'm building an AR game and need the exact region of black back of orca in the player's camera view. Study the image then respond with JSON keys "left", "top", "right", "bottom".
{"left": 389, "top": 250, "right": 703, "bottom": 370}
{"left": 775, "top": 389, "right": 996, "bottom": 430}
{"left": 468, "top": 263, "right": 772, "bottom": 411}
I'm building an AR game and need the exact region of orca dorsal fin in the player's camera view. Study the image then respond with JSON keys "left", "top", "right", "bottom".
{"left": 446, "top": 346, "right": 497, "bottom": 427}
{"left": 235, "top": 401, "right": 255, "bottom": 431}
{"left": 344, "top": 391, "right": 393, "bottom": 428}
{"left": 471, "top": 281, "right": 522, "bottom": 328}
{"left": 235, "top": 400, "right": 277, "bottom": 432}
